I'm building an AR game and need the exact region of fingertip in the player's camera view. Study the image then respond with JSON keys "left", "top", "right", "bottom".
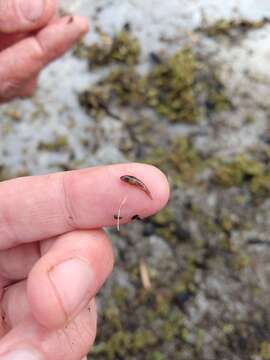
{"left": 58, "top": 15, "right": 89, "bottom": 35}
{"left": 140, "top": 163, "right": 170, "bottom": 209}
{"left": 72, "top": 15, "right": 89, "bottom": 34}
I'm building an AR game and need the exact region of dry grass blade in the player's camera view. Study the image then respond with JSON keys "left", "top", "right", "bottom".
{"left": 116, "top": 196, "right": 127, "bottom": 232}
{"left": 139, "top": 258, "right": 151, "bottom": 290}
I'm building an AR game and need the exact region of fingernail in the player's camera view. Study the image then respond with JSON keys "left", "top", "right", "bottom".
{"left": 1, "top": 348, "right": 43, "bottom": 360}
{"left": 49, "top": 257, "right": 93, "bottom": 317}
{"left": 19, "top": 0, "right": 45, "bottom": 22}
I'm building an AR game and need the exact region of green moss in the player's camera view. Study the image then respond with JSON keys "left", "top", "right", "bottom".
{"left": 94, "top": 329, "right": 157, "bottom": 359}
{"left": 106, "top": 67, "right": 146, "bottom": 107}
{"left": 212, "top": 155, "right": 265, "bottom": 187}
{"left": 146, "top": 351, "right": 166, "bottom": 360}
{"left": 223, "top": 323, "right": 235, "bottom": 335}
{"left": 250, "top": 173, "right": 270, "bottom": 197}
{"left": 198, "top": 18, "right": 270, "bottom": 39}
{"left": 232, "top": 253, "right": 251, "bottom": 271}
{"left": 195, "top": 329, "right": 205, "bottom": 352}
{"left": 155, "top": 293, "right": 171, "bottom": 317}
{"left": 203, "top": 71, "right": 231, "bottom": 112}
{"left": 245, "top": 114, "right": 255, "bottom": 124}
{"left": 212, "top": 154, "right": 270, "bottom": 199}
{"left": 100, "top": 331, "right": 131, "bottom": 359}
{"left": 152, "top": 207, "right": 174, "bottom": 226}
{"left": 260, "top": 342, "right": 270, "bottom": 360}
{"left": 147, "top": 136, "right": 203, "bottom": 185}
{"left": 146, "top": 48, "right": 198, "bottom": 123}
{"left": 219, "top": 214, "right": 234, "bottom": 233}
{"left": 110, "top": 30, "right": 141, "bottom": 65}
{"left": 38, "top": 136, "right": 69, "bottom": 152}
{"left": 78, "top": 67, "right": 145, "bottom": 118}
{"left": 104, "top": 305, "right": 122, "bottom": 331}
{"left": 79, "top": 46, "right": 230, "bottom": 123}
{"left": 113, "top": 286, "right": 129, "bottom": 307}
{"left": 74, "top": 29, "right": 140, "bottom": 68}
{"left": 132, "top": 330, "right": 157, "bottom": 351}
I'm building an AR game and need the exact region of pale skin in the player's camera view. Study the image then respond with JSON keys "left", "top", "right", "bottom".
{"left": 0, "top": 1, "right": 170, "bottom": 359}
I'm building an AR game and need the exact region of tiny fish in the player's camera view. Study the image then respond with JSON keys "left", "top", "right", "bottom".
{"left": 120, "top": 175, "right": 153, "bottom": 200}
{"left": 114, "top": 214, "right": 123, "bottom": 220}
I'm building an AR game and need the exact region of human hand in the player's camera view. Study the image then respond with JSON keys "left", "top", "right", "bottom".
{"left": 0, "top": 0, "right": 88, "bottom": 103}
{"left": 0, "top": 164, "right": 169, "bottom": 359}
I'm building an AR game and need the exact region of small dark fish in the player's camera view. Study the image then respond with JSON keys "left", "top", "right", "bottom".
{"left": 131, "top": 214, "right": 142, "bottom": 221}
{"left": 114, "top": 214, "right": 123, "bottom": 220}
{"left": 120, "top": 175, "right": 153, "bottom": 200}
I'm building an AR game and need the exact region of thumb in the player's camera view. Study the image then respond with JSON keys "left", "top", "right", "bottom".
{"left": 0, "top": 0, "right": 57, "bottom": 34}
{"left": 0, "top": 300, "right": 96, "bottom": 359}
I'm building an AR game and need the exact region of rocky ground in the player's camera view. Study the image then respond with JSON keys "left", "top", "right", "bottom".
{"left": 1, "top": 1, "right": 270, "bottom": 359}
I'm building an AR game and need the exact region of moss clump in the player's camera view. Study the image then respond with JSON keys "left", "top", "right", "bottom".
{"left": 150, "top": 206, "right": 191, "bottom": 244}
{"left": 260, "top": 342, "right": 270, "bottom": 360}
{"left": 203, "top": 70, "right": 231, "bottom": 112}
{"left": 79, "top": 46, "right": 230, "bottom": 124}
{"left": 212, "top": 154, "right": 270, "bottom": 198}
{"left": 212, "top": 155, "right": 264, "bottom": 187}
{"left": 103, "top": 67, "right": 146, "bottom": 107}
{"left": 161, "top": 314, "right": 183, "bottom": 342}
{"left": 197, "top": 18, "right": 270, "bottom": 39}
{"left": 223, "top": 323, "right": 235, "bottom": 335}
{"left": 245, "top": 114, "right": 255, "bottom": 124}
{"left": 78, "top": 67, "right": 145, "bottom": 118}
{"left": 152, "top": 207, "right": 174, "bottom": 227}
{"left": 37, "top": 136, "right": 69, "bottom": 152}
{"left": 146, "top": 351, "right": 166, "bottom": 360}
{"left": 147, "top": 136, "right": 203, "bottom": 184}
{"left": 94, "top": 330, "right": 157, "bottom": 360}
{"left": 146, "top": 48, "right": 198, "bottom": 123}
{"left": 232, "top": 253, "right": 251, "bottom": 271}
{"left": 75, "top": 29, "right": 140, "bottom": 68}
{"left": 250, "top": 173, "right": 270, "bottom": 197}
{"left": 104, "top": 306, "right": 122, "bottom": 331}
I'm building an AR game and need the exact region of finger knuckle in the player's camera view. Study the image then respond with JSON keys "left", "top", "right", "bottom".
{"left": 61, "top": 172, "right": 78, "bottom": 230}
{"left": 0, "top": 79, "right": 22, "bottom": 100}
{"left": 0, "top": 0, "right": 14, "bottom": 31}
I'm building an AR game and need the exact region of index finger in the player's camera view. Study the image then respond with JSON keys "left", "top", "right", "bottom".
{"left": 0, "top": 163, "right": 170, "bottom": 250}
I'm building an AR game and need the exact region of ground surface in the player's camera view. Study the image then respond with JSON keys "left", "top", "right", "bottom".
{"left": 1, "top": 1, "right": 270, "bottom": 359}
